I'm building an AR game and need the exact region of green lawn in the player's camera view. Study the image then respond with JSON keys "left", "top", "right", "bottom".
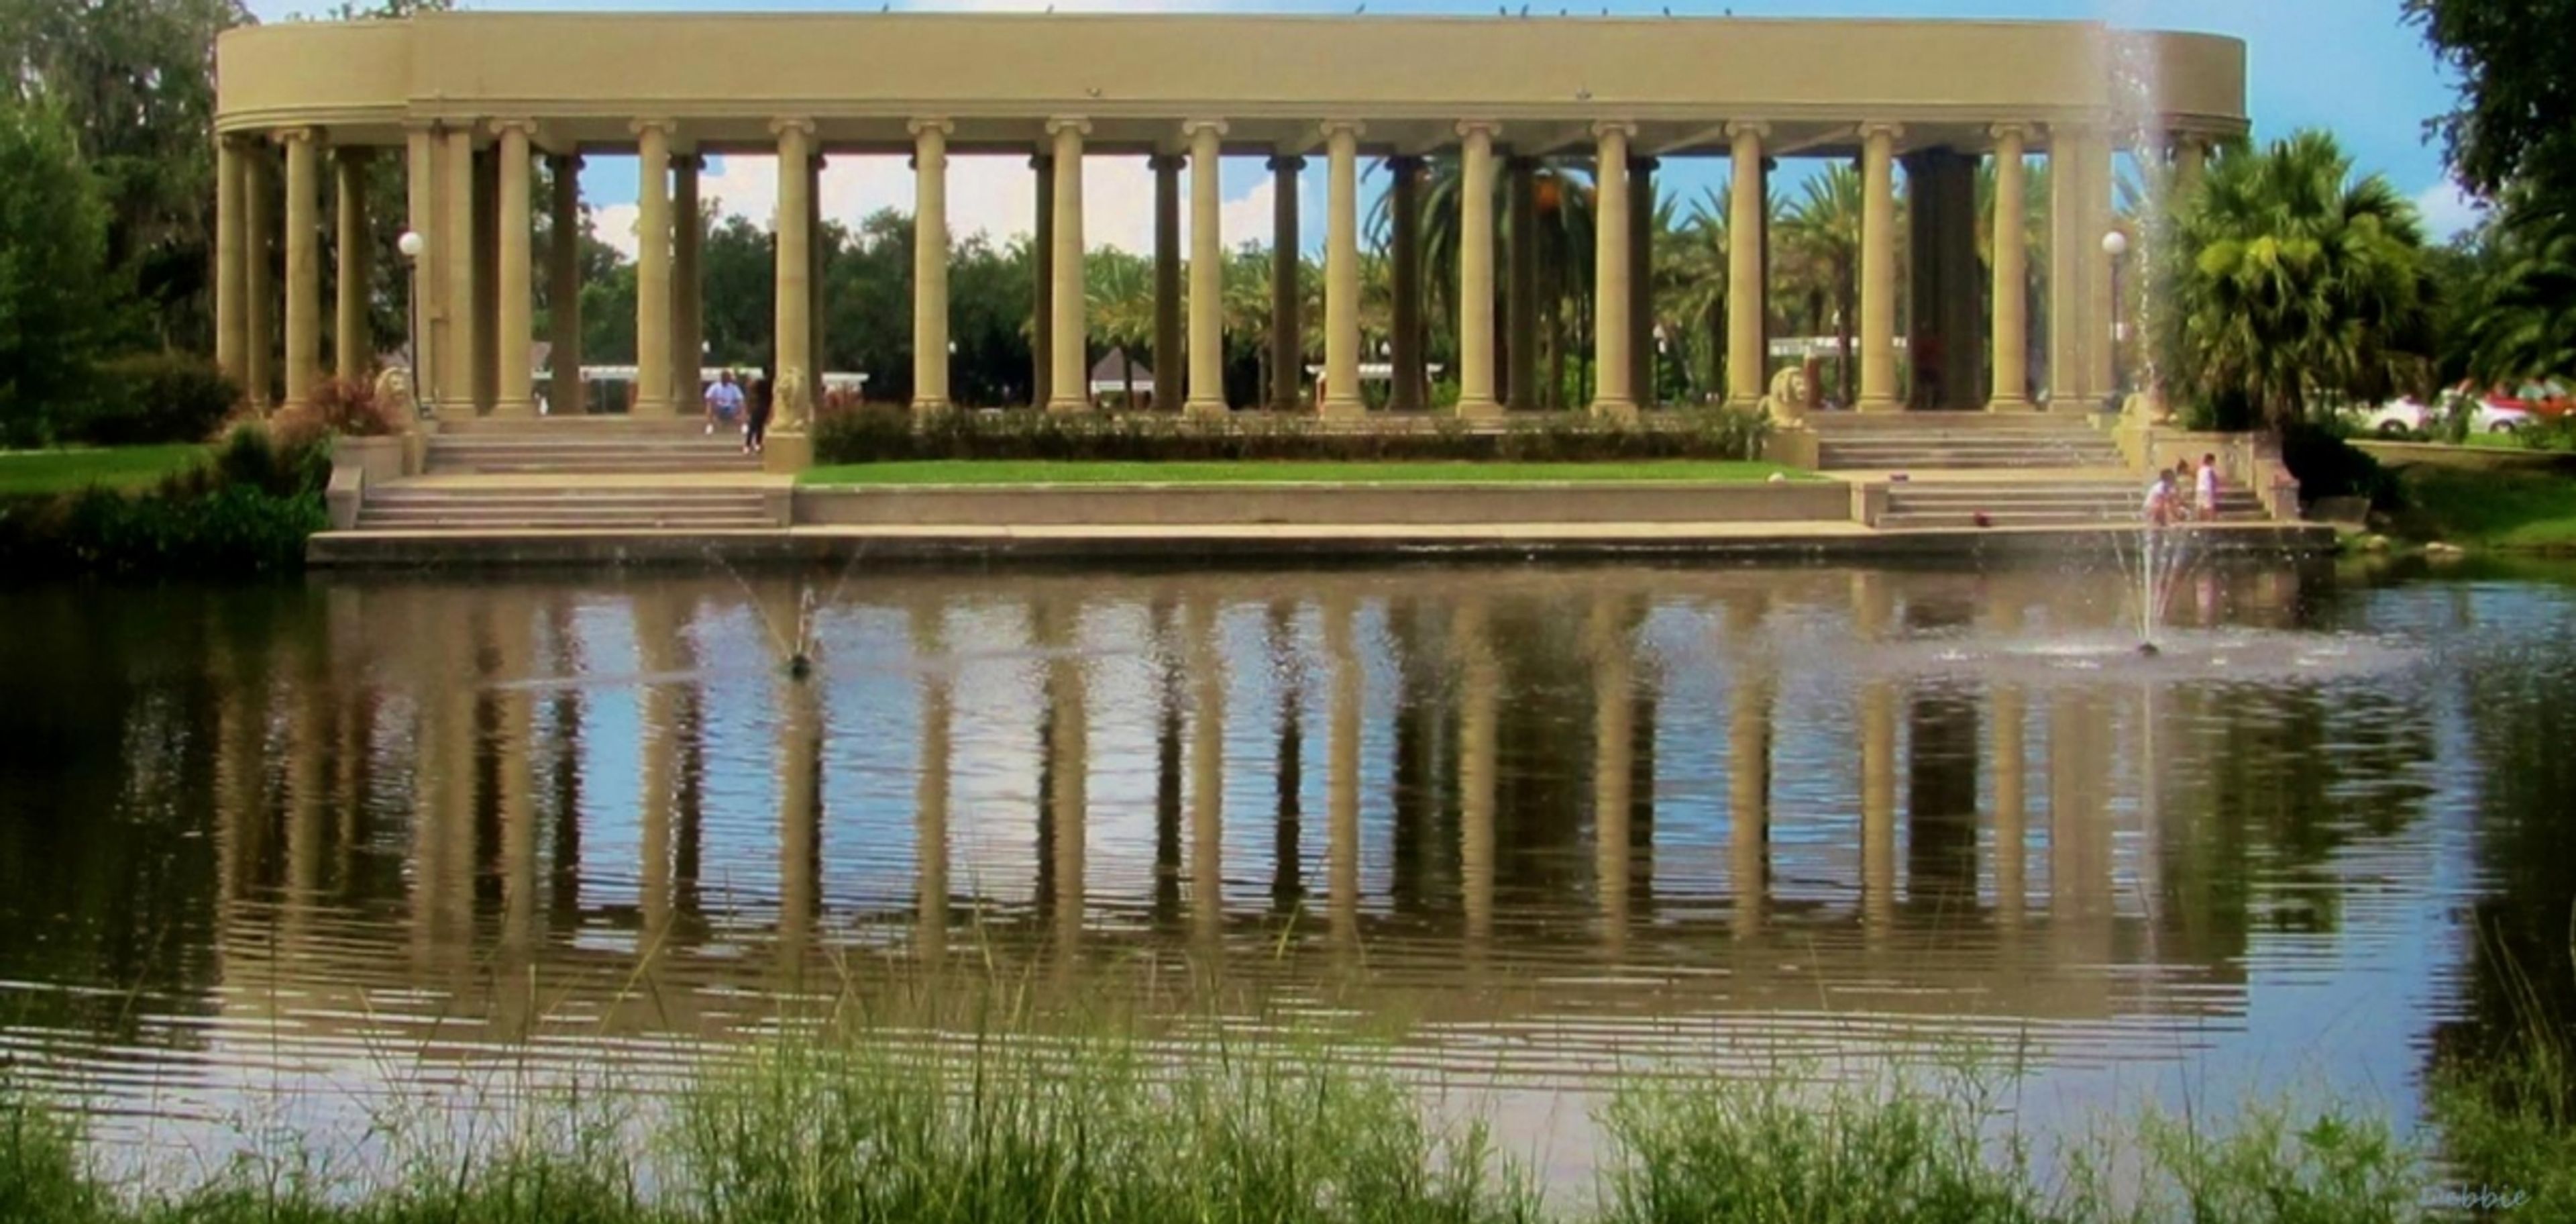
{"left": 802, "top": 460, "right": 1810, "bottom": 487}
{"left": 0, "top": 444, "right": 205, "bottom": 497}
{"left": 2396, "top": 466, "right": 2576, "bottom": 549}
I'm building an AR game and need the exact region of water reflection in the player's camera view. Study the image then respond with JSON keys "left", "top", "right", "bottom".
{"left": 1, "top": 562, "right": 2570, "bottom": 1141}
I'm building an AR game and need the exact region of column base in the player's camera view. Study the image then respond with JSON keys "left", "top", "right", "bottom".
{"left": 761, "top": 428, "right": 813, "bottom": 474}
{"left": 911, "top": 397, "right": 952, "bottom": 415}
{"left": 1045, "top": 395, "right": 1090, "bottom": 414}
{"left": 1986, "top": 397, "right": 2035, "bottom": 413}
{"left": 1855, "top": 397, "right": 1902, "bottom": 414}
{"left": 1320, "top": 395, "right": 1364, "bottom": 419}
{"left": 491, "top": 397, "right": 537, "bottom": 418}
{"left": 1183, "top": 397, "right": 1229, "bottom": 417}
{"left": 634, "top": 395, "right": 673, "bottom": 417}
{"left": 1454, "top": 397, "right": 1501, "bottom": 420}
{"left": 1590, "top": 397, "right": 1638, "bottom": 423}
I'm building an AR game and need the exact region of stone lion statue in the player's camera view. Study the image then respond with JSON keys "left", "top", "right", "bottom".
{"left": 775, "top": 366, "right": 810, "bottom": 429}
{"left": 372, "top": 365, "right": 416, "bottom": 421}
{"left": 1761, "top": 364, "right": 1812, "bottom": 424}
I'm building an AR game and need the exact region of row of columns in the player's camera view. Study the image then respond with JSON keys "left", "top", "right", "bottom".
{"left": 211, "top": 115, "right": 2196, "bottom": 421}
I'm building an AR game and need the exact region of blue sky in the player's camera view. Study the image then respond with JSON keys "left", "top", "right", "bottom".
{"left": 244, "top": 0, "right": 2477, "bottom": 252}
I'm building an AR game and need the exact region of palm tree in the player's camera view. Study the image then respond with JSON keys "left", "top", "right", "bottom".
{"left": 2463, "top": 187, "right": 2576, "bottom": 388}
{"left": 1782, "top": 164, "right": 1863, "bottom": 406}
{"left": 2167, "top": 130, "right": 2436, "bottom": 429}
{"left": 1381, "top": 155, "right": 1595, "bottom": 409}
{"left": 1669, "top": 184, "right": 1782, "bottom": 400}
{"left": 1085, "top": 248, "right": 1155, "bottom": 407}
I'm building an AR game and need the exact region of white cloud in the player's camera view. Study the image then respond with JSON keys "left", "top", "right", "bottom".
{"left": 593, "top": 201, "right": 643, "bottom": 260}
{"left": 2413, "top": 178, "right": 2487, "bottom": 242}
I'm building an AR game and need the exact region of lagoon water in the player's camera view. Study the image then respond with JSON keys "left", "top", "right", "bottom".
{"left": 3, "top": 559, "right": 2571, "bottom": 1184}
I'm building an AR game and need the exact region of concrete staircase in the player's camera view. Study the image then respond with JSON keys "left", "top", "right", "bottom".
{"left": 344, "top": 421, "right": 782, "bottom": 534}
{"left": 1878, "top": 479, "right": 2269, "bottom": 529}
{"left": 425, "top": 430, "right": 763, "bottom": 475}
{"left": 1812, "top": 413, "right": 2127, "bottom": 471}
{"left": 355, "top": 487, "right": 773, "bottom": 531}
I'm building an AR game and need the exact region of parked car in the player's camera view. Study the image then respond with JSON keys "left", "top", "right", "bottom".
{"left": 2489, "top": 379, "right": 2573, "bottom": 419}
{"left": 2359, "top": 387, "right": 2531, "bottom": 437}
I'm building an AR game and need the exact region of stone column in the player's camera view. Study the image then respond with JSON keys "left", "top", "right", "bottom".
{"left": 548, "top": 154, "right": 582, "bottom": 417}
{"left": 808, "top": 153, "right": 826, "bottom": 410}
{"left": 1906, "top": 148, "right": 1982, "bottom": 411}
{"left": 405, "top": 125, "right": 441, "bottom": 410}
{"left": 1184, "top": 120, "right": 1229, "bottom": 415}
{"left": 1856, "top": 121, "right": 1902, "bottom": 413}
{"left": 491, "top": 119, "right": 537, "bottom": 416}
{"left": 1040, "top": 120, "right": 1092, "bottom": 417}
{"left": 1725, "top": 123, "right": 1770, "bottom": 409}
{"left": 1269, "top": 153, "right": 1303, "bottom": 412}
{"left": 439, "top": 130, "right": 480, "bottom": 417}
{"left": 1454, "top": 121, "right": 1501, "bottom": 418}
{"left": 1505, "top": 156, "right": 1539, "bottom": 411}
{"left": 473, "top": 148, "right": 497, "bottom": 412}
{"left": 1152, "top": 151, "right": 1183, "bottom": 411}
{"left": 1388, "top": 153, "right": 1425, "bottom": 413}
{"left": 1589, "top": 122, "right": 1635, "bottom": 418}
{"left": 771, "top": 118, "right": 816, "bottom": 427}
{"left": 244, "top": 142, "right": 276, "bottom": 409}
{"left": 2174, "top": 135, "right": 2208, "bottom": 201}
{"left": 2082, "top": 128, "right": 2116, "bottom": 406}
{"left": 1031, "top": 154, "right": 1053, "bottom": 407}
{"left": 631, "top": 120, "right": 674, "bottom": 415}
{"left": 2047, "top": 123, "right": 2088, "bottom": 409}
{"left": 1320, "top": 122, "right": 1364, "bottom": 417}
{"left": 1989, "top": 125, "right": 2033, "bottom": 411}
{"left": 333, "top": 147, "right": 370, "bottom": 382}
{"left": 216, "top": 138, "right": 248, "bottom": 386}
{"left": 281, "top": 128, "right": 321, "bottom": 411}
{"left": 1629, "top": 154, "right": 1657, "bottom": 407}
{"left": 672, "top": 154, "right": 702, "bottom": 408}
{"left": 911, "top": 119, "right": 953, "bottom": 412}
{"left": 1044, "top": 118, "right": 1089, "bottom": 413}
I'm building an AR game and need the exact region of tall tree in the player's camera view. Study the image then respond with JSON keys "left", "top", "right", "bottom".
{"left": 0, "top": 97, "right": 113, "bottom": 442}
{"left": 1783, "top": 164, "right": 1863, "bottom": 407}
{"left": 2405, "top": 0, "right": 2576, "bottom": 199}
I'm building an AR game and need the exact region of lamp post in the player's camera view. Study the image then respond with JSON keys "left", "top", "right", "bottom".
{"left": 396, "top": 230, "right": 426, "bottom": 417}
{"left": 2100, "top": 228, "right": 2130, "bottom": 411}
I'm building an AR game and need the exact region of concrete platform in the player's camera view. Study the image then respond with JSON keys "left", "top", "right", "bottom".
{"left": 308, "top": 520, "right": 2334, "bottom": 568}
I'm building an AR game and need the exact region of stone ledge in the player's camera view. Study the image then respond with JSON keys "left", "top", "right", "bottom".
{"left": 793, "top": 481, "right": 1849, "bottom": 527}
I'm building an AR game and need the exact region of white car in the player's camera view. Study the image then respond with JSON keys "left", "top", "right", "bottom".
{"left": 2360, "top": 392, "right": 2529, "bottom": 438}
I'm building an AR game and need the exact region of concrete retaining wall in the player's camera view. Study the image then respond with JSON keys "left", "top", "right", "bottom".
{"left": 795, "top": 481, "right": 1853, "bottom": 527}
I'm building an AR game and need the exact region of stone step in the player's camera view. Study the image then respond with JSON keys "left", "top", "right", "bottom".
{"left": 366, "top": 492, "right": 764, "bottom": 509}
{"left": 1879, "top": 510, "right": 2269, "bottom": 528}
{"left": 358, "top": 512, "right": 776, "bottom": 529}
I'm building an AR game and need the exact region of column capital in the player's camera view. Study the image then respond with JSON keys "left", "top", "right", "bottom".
{"left": 272, "top": 125, "right": 321, "bottom": 147}
{"left": 1044, "top": 115, "right": 1092, "bottom": 137}
{"left": 907, "top": 117, "right": 955, "bottom": 138}
{"left": 1988, "top": 121, "right": 2035, "bottom": 144}
{"left": 769, "top": 117, "right": 816, "bottom": 139}
{"left": 332, "top": 144, "right": 372, "bottom": 166}
{"left": 1029, "top": 152, "right": 1053, "bottom": 171}
{"left": 1387, "top": 152, "right": 1427, "bottom": 171}
{"left": 1181, "top": 117, "right": 1230, "bottom": 139}
{"left": 1320, "top": 119, "right": 1365, "bottom": 141}
{"left": 488, "top": 117, "right": 541, "bottom": 140}
{"left": 1723, "top": 120, "right": 1772, "bottom": 140}
{"left": 630, "top": 117, "right": 678, "bottom": 140}
{"left": 1628, "top": 154, "right": 1660, "bottom": 173}
{"left": 1590, "top": 120, "right": 1639, "bottom": 140}
{"left": 1267, "top": 153, "right": 1305, "bottom": 172}
{"left": 1455, "top": 119, "right": 1503, "bottom": 140}
{"left": 1148, "top": 152, "right": 1187, "bottom": 172}
{"left": 1858, "top": 121, "right": 1906, "bottom": 143}
{"left": 2049, "top": 118, "right": 2103, "bottom": 140}
{"left": 668, "top": 152, "right": 703, "bottom": 171}
{"left": 549, "top": 151, "right": 587, "bottom": 171}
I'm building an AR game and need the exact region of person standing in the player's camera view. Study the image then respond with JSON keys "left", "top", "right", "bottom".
{"left": 743, "top": 373, "right": 771, "bottom": 456}
{"left": 2195, "top": 453, "right": 2222, "bottom": 522}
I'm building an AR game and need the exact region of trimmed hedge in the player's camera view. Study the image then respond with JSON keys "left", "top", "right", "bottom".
{"left": 814, "top": 405, "right": 1771, "bottom": 466}
{"left": 74, "top": 353, "right": 241, "bottom": 446}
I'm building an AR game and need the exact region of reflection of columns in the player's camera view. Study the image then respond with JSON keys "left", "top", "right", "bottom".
{"left": 495, "top": 607, "right": 537, "bottom": 959}
{"left": 635, "top": 596, "right": 680, "bottom": 944}
{"left": 672, "top": 154, "right": 703, "bottom": 408}
{"left": 1030, "top": 154, "right": 1053, "bottom": 407}
{"left": 1046, "top": 117, "right": 1089, "bottom": 413}
{"left": 281, "top": 128, "right": 321, "bottom": 411}
{"left": 548, "top": 154, "right": 583, "bottom": 417}
{"left": 772, "top": 119, "right": 816, "bottom": 422}
{"left": 2047, "top": 692, "right": 2112, "bottom": 958}
{"left": 1629, "top": 154, "right": 1657, "bottom": 407}
{"left": 1454, "top": 599, "right": 1499, "bottom": 952}
{"left": 631, "top": 120, "right": 674, "bottom": 415}
{"left": 1043, "top": 603, "right": 1089, "bottom": 950}
{"left": 333, "top": 147, "right": 370, "bottom": 382}
{"left": 1269, "top": 154, "right": 1303, "bottom": 413}
{"left": 245, "top": 140, "right": 276, "bottom": 409}
{"left": 1152, "top": 150, "right": 1183, "bottom": 411}
{"left": 778, "top": 675, "right": 822, "bottom": 978}
{"left": 1269, "top": 604, "right": 1305, "bottom": 915}
{"left": 1183, "top": 120, "right": 1228, "bottom": 415}
{"left": 912, "top": 605, "right": 951, "bottom": 966}
{"left": 1988, "top": 125, "right": 2033, "bottom": 411}
{"left": 1388, "top": 154, "right": 1426, "bottom": 413}
{"left": 1589, "top": 595, "right": 1634, "bottom": 956}
{"left": 1590, "top": 122, "right": 1635, "bottom": 417}
{"left": 1505, "top": 156, "right": 1539, "bottom": 411}
{"left": 1992, "top": 682, "right": 2028, "bottom": 934}
{"left": 911, "top": 119, "right": 953, "bottom": 411}
{"left": 1454, "top": 122, "right": 1501, "bottom": 417}
{"left": 1725, "top": 123, "right": 1770, "bottom": 408}
{"left": 1860, "top": 680, "right": 1897, "bottom": 939}
{"left": 1856, "top": 121, "right": 1902, "bottom": 412}
{"left": 1320, "top": 121, "right": 1363, "bottom": 417}
{"left": 1324, "top": 595, "right": 1361, "bottom": 952}
{"left": 491, "top": 119, "right": 537, "bottom": 416}
{"left": 1728, "top": 666, "right": 1774, "bottom": 940}
{"left": 216, "top": 138, "right": 248, "bottom": 385}
{"left": 1186, "top": 594, "right": 1225, "bottom": 948}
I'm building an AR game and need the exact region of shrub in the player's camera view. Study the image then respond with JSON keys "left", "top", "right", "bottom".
{"left": 2281, "top": 420, "right": 2398, "bottom": 509}
{"left": 814, "top": 405, "right": 1771, "bottom": 466}
{"left": 276, "top": 375, "right": 404, "bottom": 440}
{"left": 2514, "top": 414, "right": 2576, "bottom": 453}
{"left": 72, "top": 352, "right": 243, "bottom": 446}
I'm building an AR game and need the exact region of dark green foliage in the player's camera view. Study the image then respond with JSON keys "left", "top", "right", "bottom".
{"left": 816, "top": 405, "right": 1770, "bottom": 466}
{"left": 0, "top": 96, "right": 114, "bottom": 446}
{"left": 2278, "top": 420, "right": 2398, "bottom": 509}
{"left": 75, "top": 352, "right": 241, "bottom": 445}
{"left": 2404, "top": 0, "right": 2576, "bottom": 199}
{"left": 0, "top": 423, "right": 327, "bottom": 575}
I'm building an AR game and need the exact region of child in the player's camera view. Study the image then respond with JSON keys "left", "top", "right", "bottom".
{"left": 2195, "top": 453, "right": 2221, "bottom": 521}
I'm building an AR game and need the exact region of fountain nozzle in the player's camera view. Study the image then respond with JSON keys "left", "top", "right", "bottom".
{"left": 788, "top": 654, "right": 815, "bottom": 680}
{"left": 2136, "top": 642, "right": 2162, "bottom": 658}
